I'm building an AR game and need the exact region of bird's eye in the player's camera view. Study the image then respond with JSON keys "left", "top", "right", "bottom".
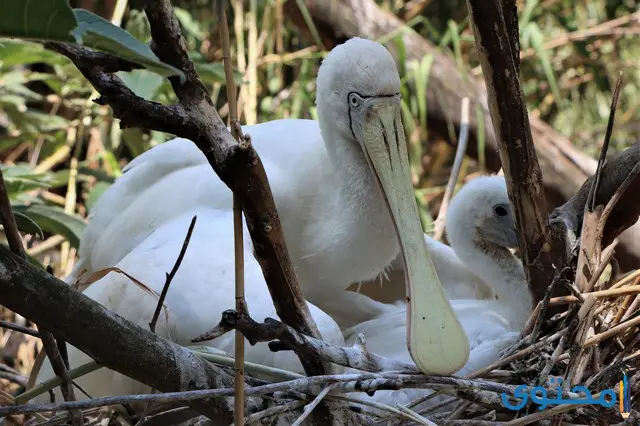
{"left": 494, "top": 205, "right": 508, "bottom": 217}
{"left": 348, "top": 93, "right": 362, "bottom": 108}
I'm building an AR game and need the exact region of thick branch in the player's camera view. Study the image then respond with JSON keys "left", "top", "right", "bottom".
{"left": 554, "top": 143, "right": 640, "bottom": 248}
{"left": 0, "top": 172, "right": 82, "bottom": 426}
{"left": 44, "top": 42, "right": 141, "bottom": 73}
{"left": 466, "top": 0, "right": 564, "bottom": 304}
{"left": 0, "top": 245, "right": 237, "bottom": 421}
{"left": 193, "top": 310, "right": 419, "bottom": 373}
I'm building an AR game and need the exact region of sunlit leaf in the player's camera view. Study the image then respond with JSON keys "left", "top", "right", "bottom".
{"left": 0, "top": 39, "right": 68, "bottom": 66}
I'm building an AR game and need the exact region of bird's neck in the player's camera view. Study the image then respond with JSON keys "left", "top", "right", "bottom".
{"left": 453, "top": 231, "right": 532, "bottom": 330}
{"left": 324, "top": 130, "right": 381, "bottom": 207}
{"left": 299, "top": 126, "right": 399, "bottom": 295}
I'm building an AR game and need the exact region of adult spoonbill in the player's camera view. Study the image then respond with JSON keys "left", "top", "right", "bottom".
{"left": 342, "top": 176, "right": 532, "bottom": 406}
{"left": 37, "top": 210, "right": 345, "bottom": 400}
{"left": 62, "top": 37, "right": 468, "bottom": 376}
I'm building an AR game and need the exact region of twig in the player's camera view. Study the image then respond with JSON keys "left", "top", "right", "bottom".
{"left": 547, "top": 285, "right": 640, "bottom": 305}
{"left": 433, "top": 97, "right": 470, "bottom": 241}
{"left": 467, "top": 327, "right": 568, "bottom": 379}
{"left": 0, "top": 320, "right": 41, "bottom": 338}
{"left": 395, "top": 404, "right": 437, "bottom": 425}
{"left": 530, "top": 267, "right": 568, "bottom": 341}
{"left": 584, "top": 313, "right": 640, "bottom": 347}
{"left": 0, "top": 372, "right": 518, "bottom": 417}
{"left": 192, "top": 310, "right": 418, "bottom": 372}
{"left": 244, "top": 400, "right": 306, "bottom": 425}
{"left": 215, "top": 2, "right": 248, "bottom": 424}
{"left": 291, "top": 383, "right": 336, "bottom": 426}
{"left": 149, "top": 215, "right": 197, "bottom": 333}
{"left": 0, "top": 370, "right": 27, "bottom": 387}
{"left": 588, "top": 71, "right": 623, "bottom": 212}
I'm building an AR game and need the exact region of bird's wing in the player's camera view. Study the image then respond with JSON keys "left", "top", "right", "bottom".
{"left": 70, "top": 139, "right": 212, "bottom": 282}
{"left": 38, "top": 208, "right": 344, "bottom": 400}
{"left": 70, "top": 121, "right": 324, "bottom": 284}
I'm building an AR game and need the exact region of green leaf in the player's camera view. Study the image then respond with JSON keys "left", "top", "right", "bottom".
{"left": 0, "top": 2, "right": 184, "bottom": 81}
{"left": 195, "top": 62, "right": 243, "bottom": 85}
{"left": 124, "top": 9, "right": 151, "bottom": 43}
{"left": 0, "top": 39, "right": 68, "bottom": 66}
{"left": 174, "top": 7, "right": 204, "bottom": 40}
{"left": 71, "top": 9, "right": 185, "bottom": 81}
{"left": 13, "top": 210, "right": 44, "bottom": 239}
{"left": 116, "top": 69, "right": 164, "bottom": 100}
{"left": 11, "top": 204, "right": 85, "bottom": 248}
{"left": 0, "top": 0, "right": 76, "bottom": 42}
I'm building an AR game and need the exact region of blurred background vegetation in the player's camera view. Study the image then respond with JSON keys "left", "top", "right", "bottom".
{"left": 0, "top": 0, "right": 639, "bottom": 407}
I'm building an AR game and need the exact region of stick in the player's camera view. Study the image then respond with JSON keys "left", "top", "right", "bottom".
{"left": 149, "top": 215, "right": 197, "bottom": 333}
{"left": 216, "top": 2, "right": 247, "bottom": 424}
{"left": 433, "top": 97, "right": 470, "bottom": 241}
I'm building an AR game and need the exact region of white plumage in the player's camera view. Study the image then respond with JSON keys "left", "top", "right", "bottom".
{"left": 36, "top": 37, "right": 471, "bottom": 400}
{"left": 341, "top": 176, "right": 532, "bottom": 408}
{"left": 37, "top": 209, "right": 344, "bottom": 399}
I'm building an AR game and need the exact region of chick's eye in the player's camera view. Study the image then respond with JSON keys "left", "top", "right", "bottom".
{"left": 494, "top": 205, "right": 508, "bottom": 217}
{"left": 348, "top": 93, "right": 362, "bottom": 107}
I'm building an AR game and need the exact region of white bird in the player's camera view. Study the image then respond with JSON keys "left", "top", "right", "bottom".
{"left": 37, "top": 209, "right": 345, "bottom": 400}
{"left": 324, "top": 176, "right": 517, "bottom": 329}
{"left": 63, "top": 37, "right": 469, "bottom": 376}
{"left": 341, "top": 176, "right": 533, "bottom": 408}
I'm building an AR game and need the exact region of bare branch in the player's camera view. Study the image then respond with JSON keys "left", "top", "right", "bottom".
{"left": 45, "top": 42, "right": 141, "bottom": 73}
{"left": 0, "top": 244, "right": 236, "bottom": 422}
{"left": 149, "top": 215, "right": 197, "bottom": 333}
{"left": 465, "top": 0, "right": 562, "bottom": 310}
{"left": 193, "top": 310, "right": 419, "bottom": 373}
{"left": 0, "top": 320, "right": 41, "bottom": 338}
{"left": 433, "top": 97, "right": 470, "bottom": 241}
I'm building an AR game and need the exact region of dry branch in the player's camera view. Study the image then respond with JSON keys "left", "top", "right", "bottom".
{"left": 193, "top": 309, "right": 419, "bottom": 373}
{"left": 465, "top": 0, "right": 559, "bottom": 308}
{"left": 0, "top": 244, "right": 233, "bottom": 421}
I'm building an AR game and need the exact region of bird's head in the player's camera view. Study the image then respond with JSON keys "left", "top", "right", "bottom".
{"left": 446, "top": 176, "right": 519, "bottom": 251}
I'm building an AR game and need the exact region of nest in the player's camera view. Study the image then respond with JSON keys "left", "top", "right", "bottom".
{"left": 401, "top": 267, "right": 640, "bottom": 425}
